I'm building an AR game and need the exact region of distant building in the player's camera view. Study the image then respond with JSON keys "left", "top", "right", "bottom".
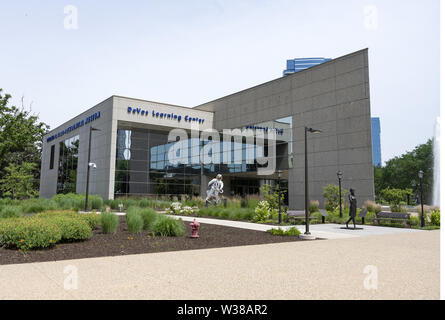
{"left": 283, "top": 57, "right": 332, "bottom": 76}
{"left": 371, "top": 117, "right": 382, "bottom": 166}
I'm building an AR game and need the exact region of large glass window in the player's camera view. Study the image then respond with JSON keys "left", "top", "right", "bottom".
{"left": 49, "top": 145, "right": 55, "bottom": 170}
{"left": 115, "top": 129, "right": 201, "bottom": 198}
{"left": 57, "top": 135, "right": 79, "bottom": 194}
{"left": 114, "top": 120, "right": 292, "bottom": 198}
{"left": 246, "top": 116, "right": 293, "bottom": 170}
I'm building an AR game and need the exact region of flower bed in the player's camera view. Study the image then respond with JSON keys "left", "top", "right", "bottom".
{"left": 0, "top": 216, "right": 302, "bottom": 265}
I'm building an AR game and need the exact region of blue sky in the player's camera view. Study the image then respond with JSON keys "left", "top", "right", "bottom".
{"left": 0, "top": 0, "right": 439, "bottom": 163}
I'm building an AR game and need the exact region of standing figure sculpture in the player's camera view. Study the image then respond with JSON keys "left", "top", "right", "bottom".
{"left": 346, "top": 188, "right": 357, "bottom": 229}
{"left": 206, "top": 174, "right": 224, "bottom": 206}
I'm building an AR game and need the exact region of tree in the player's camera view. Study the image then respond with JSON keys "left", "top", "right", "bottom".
{"left": 260, "top": 184, "right": 285, "bottom": 210}
{"left": 381, "top": 188, "right": 412, "bottom": 206}
{"left": 0, "top": 162, "right": 38, "bottom": 199}
{"left": 374, "top": 139, "right": 433, "bottom": 203}
{"left": 323, "top": 184, "right": 348, "bottom": 212}
{"left": 0, "top": 89, "right": 49, "bottom": 197}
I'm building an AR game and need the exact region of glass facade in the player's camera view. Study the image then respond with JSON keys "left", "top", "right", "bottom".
{"left": 114, "top": 116, "right": 292, "bottom": 198}
{"left": 283, "top": 57, "right": 332, "bottom": 76}
{"left": 371, "top": 117, "right": 382, "bottom": 166}
{"left": 57, "top": 135, "right": 79, "bottom": 194}
{"left": 115, "top": 128, "right": 201, "bottom": 197}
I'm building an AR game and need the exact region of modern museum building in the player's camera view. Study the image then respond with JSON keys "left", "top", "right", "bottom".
{"left": 40, "top": 49, "right": 375, "bottom": 209}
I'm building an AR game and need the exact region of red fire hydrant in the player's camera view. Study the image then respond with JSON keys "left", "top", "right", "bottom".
{"left": 190, "top": 219, "right": 200, "bottom": 238}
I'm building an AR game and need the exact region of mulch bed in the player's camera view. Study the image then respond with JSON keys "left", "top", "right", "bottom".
{"left": 0, "top": 217, "right": 302, "bottom": 265}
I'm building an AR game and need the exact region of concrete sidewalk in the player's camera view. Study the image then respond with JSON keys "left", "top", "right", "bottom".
{"left": 0, "top": 230, "right": 439, "bottom": 300}
{"left": 105, "top": 211, "right": 423, "bottom": 240}
{"left": 167, "top": 215, "right": 422, "bottom": 240}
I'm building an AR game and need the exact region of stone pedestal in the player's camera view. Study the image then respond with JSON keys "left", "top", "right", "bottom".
{"left": 299, "top": 234, "right": 316, "bottom": 240}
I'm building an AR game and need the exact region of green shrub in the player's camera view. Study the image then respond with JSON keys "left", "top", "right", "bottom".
{"left": 140, "top": 208, "right": 160, "bottom": 230}
{"left": 430, "top": 210, "right": 440, "bottom": 226}
{"left": 309, "top": 200, "right": 319, "bottom": 214}
{"left": 101, "top": 212, "right": 119, "bottom": 233}
{"left": 80, "top": 213, "right": 101, "bottom": 229}
{"left": 234, "top": 210, "right": 243, "bottom": 220}
{"left": 104, "top": 199, "right": 120, "bottom": 210}
{"left": 323, "top": 184, "right": 348, "bottom": 212}
{"left": 374, "top": 204, "right": 382, "bottom": 214}
{"left": 35, "top": 211, "right": 100, "bottom": 230}
{"left": 0, "top": 205, "right": 22, "bottom": 218}
{"left": 51, "top": 193, "right": 82, "bottom": 210}
{"left": 246, "top": 195, "right": 260, "bottom": 208}
{"left": 0, "top": 217, "right": 62, "bottom": 250}
{"left": 138, "top": 198, "right": 151, "bottom": 208}
{"left": 324, "top": 200, "right": 335, "bottom": 213}
{"left": 152, "top": 216, "right": 185, "bottom": 237}
{"left": 252, "top": 200, "right": 277, "bottom": 223}
{"left": 390, "top": 204, "right": 407, "bottom": 213}
{"left": 364, "top": 200, "right": 376, "bottom": 213}
{"left": 123, "top": 199, "right": 138, "bottom": 209}
{"left": 50, "top": 193, "right": 103, "bottom": 211}
{"left": 182, "top": 196, "right": 205, "bottom": 208}
{"left": 260, "top": 184, "right": 284, "bottom": 210}
{"left": 126, "top": 209, "right": 144, "bottom": 233}
{"left": 220, "top": 209, "right": 231, "bottom": 219}
{"left": 381, "top": 188, "right": 412, "bottom": 208}
{"left": 197, "top": 207, "right": 254, "bottom": 221}
{"left": 410, "top": 215, "right": 420, "bottom": 227}
{"left": 267, "top": 227, "right": 301, "bottom": 236}
{"left": 223, "top": 198, "right": 241, "bottom": 208}
{"left": 22, "top": 199, "right": 50, "bottom": 214}
{"left": 89, "top": 195, "right": 103, "bottom": 210}
{"left": 50, "top": 216, "right": 92, "bottom": 241}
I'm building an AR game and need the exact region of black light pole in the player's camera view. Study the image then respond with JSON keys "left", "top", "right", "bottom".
{"left": 85, "top": 126, "right": 100, "bottom": 211}
{"left": 411, "top": 180, "right": 417, "bottom": 206}
{"left": 337, "top": 170, "right": 343, "bottom": 218}
{"left": 277, "top": 170, "right": 283, "bottom": 224}
{"left": 304, "top": 127, "right": 322, "bottom": 236}
{"left": 418, "top": 170, "right": 425, "bottom": 228}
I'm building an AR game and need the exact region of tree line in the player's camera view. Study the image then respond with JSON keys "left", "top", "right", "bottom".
{"left": 374, "top": 139, "right": 434, "bottom": 205}
{"left": 0, "top": 89, "right": 48, "bottom": 199}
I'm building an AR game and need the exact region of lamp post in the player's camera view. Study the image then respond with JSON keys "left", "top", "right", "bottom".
{"left": 418, "top": 170, "right": 425, "bottom": 228}
{"left": 85, "top": 126, "right": 100, "bottom": 211}
{"left": 302, "top": 127, "right": 322, "bottom": 238}
{"left": 337, "top": 170, "right": 343, "bottom": 218}
{"left": 277, "top": 170, "right": 282, "bottom": 224}
{"left": 411, "top": 180, "right": 417, "bottom": 206}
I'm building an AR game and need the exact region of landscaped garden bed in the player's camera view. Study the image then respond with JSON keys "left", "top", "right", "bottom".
{"left": 0, "top": 216, "right": 302, "bottom": 266}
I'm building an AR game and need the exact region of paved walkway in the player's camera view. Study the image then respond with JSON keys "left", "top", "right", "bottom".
{"left": 96, "top": 211, "right": 422, "bottom": 240}
{"left": 167, "top": 215, "right": 423, "bottom": 240}
{"left": 0, "top": 230, "right": 439, "bottom": 299}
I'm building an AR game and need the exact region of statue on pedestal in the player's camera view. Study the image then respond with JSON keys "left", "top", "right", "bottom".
{"left": 206, "top": 174, "right": 224, "bottom": 206}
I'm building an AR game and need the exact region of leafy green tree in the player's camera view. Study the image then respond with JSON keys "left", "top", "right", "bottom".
{"left": 323, "top": 184, "right": 348, "bottom": 212}
{"left": 0, "top": 89, "right": 48, "bottom": 197}
{"left": 381, "top": 188, "right": 412, "bottom": 206}
{"left": 0, "top": 162, "right": 38, "bottom": 199}
{"left": 374, "top": 139, "right": 433, "bottom": 203}
{"left": 260, "top": 184, "right": 285, "bottom": 210}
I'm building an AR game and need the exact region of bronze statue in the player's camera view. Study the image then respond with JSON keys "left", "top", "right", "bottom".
{"left": 346, "top": 188, "right": 357, "bottom": 229}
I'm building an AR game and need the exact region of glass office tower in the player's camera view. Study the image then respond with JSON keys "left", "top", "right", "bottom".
{"left": 283, "top": 57, "right": 332, "bottom": 76}
{"left": 371, "top": 117, "right": 382, "bottom": 166}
